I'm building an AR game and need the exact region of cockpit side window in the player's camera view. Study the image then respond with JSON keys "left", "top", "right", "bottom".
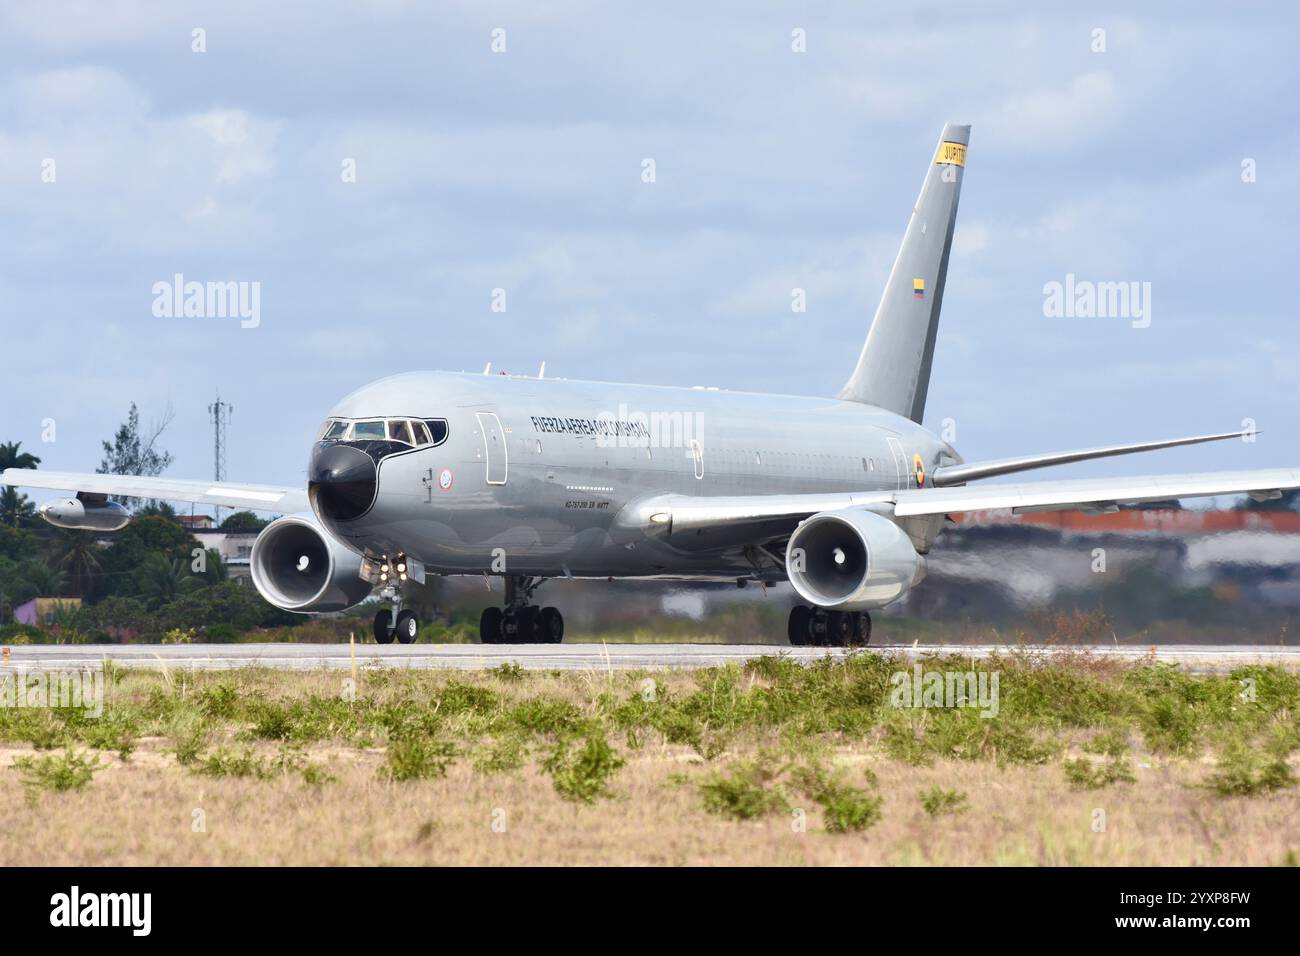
{"left": 321, "top": 420, "right": 348, "bottom": 441}
{"left": 412, "top": 420, "right": 431, "bottom": 445}
{"left": 425, "top": 419, "right": 449, "bottom": 446}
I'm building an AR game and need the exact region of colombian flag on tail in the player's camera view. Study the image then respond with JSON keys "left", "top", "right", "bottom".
{"left": 913, "top": 277, "right": 925, "bottom": 299}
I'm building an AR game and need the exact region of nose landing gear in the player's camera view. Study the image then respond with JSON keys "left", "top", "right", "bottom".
{"left": 479, "top": 576, "right": 564, "bottom": 644}
{"left": 370, "top": 552, "right": 421, "bottom": 644}
{"left": 373, "top": 605, "right": 420, "bottom": 645}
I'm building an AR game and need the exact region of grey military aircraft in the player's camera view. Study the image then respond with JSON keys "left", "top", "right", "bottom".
{"left": 7, "top": 123, "right": 1298, "bottom": 646}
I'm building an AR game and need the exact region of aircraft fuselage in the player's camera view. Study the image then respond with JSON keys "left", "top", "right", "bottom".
{"left": 310, "top": 371, "right": 955, "bottom": 580}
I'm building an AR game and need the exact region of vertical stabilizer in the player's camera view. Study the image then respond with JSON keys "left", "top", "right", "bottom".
{"left": 838, "top": 123, "right": 970, "bottom": 421}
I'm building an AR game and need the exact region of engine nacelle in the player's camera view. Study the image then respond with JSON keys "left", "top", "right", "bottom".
{"left": 38, "top": 496, "right": 130, "bottom": 531}
{"left": 785, "top": 509, "right": 924, "bottom": 610}
{"left": 250, "top": 513, "right": 372, "bottom": 613}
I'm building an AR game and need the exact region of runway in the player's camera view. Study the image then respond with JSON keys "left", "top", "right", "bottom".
{"left": 4, "top": 642, "right": 1297, "bottom": 673}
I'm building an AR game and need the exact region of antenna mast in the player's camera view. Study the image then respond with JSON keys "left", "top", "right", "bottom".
{"left": 208, "top": 392, "right": 233, "bottom": 525}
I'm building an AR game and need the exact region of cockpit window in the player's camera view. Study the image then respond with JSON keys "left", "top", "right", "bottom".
{"left": 319, "top": 417, "right": 445, "bottom": 447}
{"left": 352, "top": 420, "right": 386, "bottom": 441}
{"left": 388, "top": 420, "right": 414, "bottom": 445}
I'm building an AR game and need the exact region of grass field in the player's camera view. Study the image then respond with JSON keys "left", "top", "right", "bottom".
{"left": 2, "top": 650, "right": 1298, "bottom": 865}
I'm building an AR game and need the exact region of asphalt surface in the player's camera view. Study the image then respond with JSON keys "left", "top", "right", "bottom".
{"left": 3, "top": 642, "right": 1297, "bottom": 673}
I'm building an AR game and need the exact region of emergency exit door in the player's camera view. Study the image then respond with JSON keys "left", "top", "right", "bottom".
{"left": 476, "top": 412, "right": 508, "bottom": 485}
{"left": 886, "top": 437, "right": 908, "bottom": 491}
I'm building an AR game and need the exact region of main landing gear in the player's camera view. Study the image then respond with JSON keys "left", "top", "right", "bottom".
{"left": 479, "top": 575, "right": 564, "bottom": 644}
{"left": 787, "top": 605, "right": 872, "bottom": 647}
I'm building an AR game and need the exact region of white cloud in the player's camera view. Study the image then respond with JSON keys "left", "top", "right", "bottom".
{"left": 982, "top": 71, "right": 1120, "bottom": 150}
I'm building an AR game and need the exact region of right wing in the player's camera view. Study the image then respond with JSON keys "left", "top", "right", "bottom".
{"left": 622, "top": 468, "right": 1300, "bottom": 549}
{"left": 1, "top": 468, "right": 310, "bottom": 514}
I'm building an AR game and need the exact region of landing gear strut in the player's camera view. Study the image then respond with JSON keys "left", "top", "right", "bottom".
{"left": 370, "top": 552, "right": 422, "bottom": 644}
{"left": 479, "top": 576, "right": 564, "bottom": 644}
{"left": 787, "top": 605, "right": 871, "bottom": 647}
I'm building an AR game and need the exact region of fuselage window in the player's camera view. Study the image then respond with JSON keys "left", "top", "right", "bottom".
{"left": 353, "top": 420, "right": 386, "bottom": 441}
{"left": 424, "top": 419, "right": 449, "bottom": 446}
{"left": 388, "top": 420, "right": 414, "bottom": 446}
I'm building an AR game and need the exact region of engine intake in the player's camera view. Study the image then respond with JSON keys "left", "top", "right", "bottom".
{"left": 785, "top": 509, "right": 924, "bottom": 610}
{"left": 250, "top": 513, "right": 372, "bottom": 612}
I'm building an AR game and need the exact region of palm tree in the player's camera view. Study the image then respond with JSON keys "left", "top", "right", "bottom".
{"left": 48, "top": 530, "right": 104, "bottom": 597}
{"left": 0, "top": 486, "right": 36, "bottom": 527}
{"left": 0, "top": 441, "right": 41, "bottom": 528}
{"left": 137, "top": 554, "right": 205, "bottom": 609}
{"left": 0, "top": 441, "right": 41, "bottom": 472}
{"left": 19, "top": 558, "right": 67, "bottom": 597}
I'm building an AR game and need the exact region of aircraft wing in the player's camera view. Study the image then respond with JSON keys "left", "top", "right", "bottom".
{"left": 0, "top": 468, "right": 309, "bottom": 514}
{"left": 627, "top": 468, "right": 1300, "bottom": 548}
{"left": 891, "top": 468, "right": 1300, "bottom": 517}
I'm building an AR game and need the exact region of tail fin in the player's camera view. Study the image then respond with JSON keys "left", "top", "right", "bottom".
{"left": 838, "top": 122, "right": 970, "bottom": 422}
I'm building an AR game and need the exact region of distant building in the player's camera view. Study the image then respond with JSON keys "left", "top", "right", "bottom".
{"left": 178, "top": 514, "right": 217, "bottom": 530}
{"left": 15, "top": 597, "right": 83, "bottom": 627}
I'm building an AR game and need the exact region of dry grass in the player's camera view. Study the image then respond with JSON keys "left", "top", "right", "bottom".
{"left": 1, "top": 654, "right": 1297, "bottom": 865}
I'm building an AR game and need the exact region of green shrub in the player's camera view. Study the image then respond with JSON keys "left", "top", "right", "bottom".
{"left": 382, "top": 737, "right": 457, "bottom": 782}
{"left": 12, "top": 747, "right": 98, "bottom": 796}
{"left": 699, "top": 756, "right": 788, "bottom": 820}
{"left": 1206, "top": 739, "right": 1296, "bottom": 797}
{"left": 543, "top": 733, "right": 624, "bottom": 802}
{"left": 919, "top": 786, "right": 969, "bottom": 816}
{"left": 1063, "top": 757, "right": 1136, "bottom": 790}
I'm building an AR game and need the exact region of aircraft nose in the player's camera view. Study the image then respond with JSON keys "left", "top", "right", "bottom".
{"left": 308, "top": 443, "right": 378, "bottom": 521}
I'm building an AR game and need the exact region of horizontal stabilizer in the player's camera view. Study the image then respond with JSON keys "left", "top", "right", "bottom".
{"left": 930, "top": 430, "right": 1250, "bottom": 487}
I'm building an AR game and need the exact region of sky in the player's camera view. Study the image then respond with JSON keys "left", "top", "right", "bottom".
{"left": 1, "top": 1, "right": 1297, "bottom": 499}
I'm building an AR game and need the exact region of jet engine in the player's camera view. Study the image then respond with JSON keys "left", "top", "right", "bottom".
{"left": 250, "top": 513, "right": 372, "bottom": 612}
{"left": 785, "top": 509, "right": 924, "bottom": 610}
{"left": 38, "top": 495, "right": 130, "bottom": 532}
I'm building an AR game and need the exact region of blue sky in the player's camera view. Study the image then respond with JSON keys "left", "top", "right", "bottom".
{"left": 2, "top": 1, "right": 1296, "bottom": 496}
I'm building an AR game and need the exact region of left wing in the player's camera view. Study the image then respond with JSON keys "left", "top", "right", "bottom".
{"left": 1, "top": 468, "right": 309, "bottom": 514}
{"left": 622, "top": 468, "right": 1300, "bottom": 548}
{"left": 891, "top": 468, "right": 1299, "bottom": 517}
